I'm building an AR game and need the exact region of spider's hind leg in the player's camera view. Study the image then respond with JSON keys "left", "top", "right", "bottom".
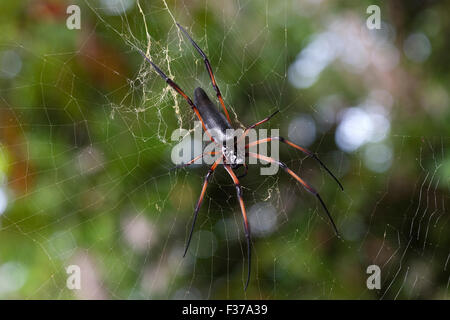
{"left": 246, "top": 136, "right": 344, "bottom": 191}
{"left": 248, "top": 152, "right": 340, "bottom": 237}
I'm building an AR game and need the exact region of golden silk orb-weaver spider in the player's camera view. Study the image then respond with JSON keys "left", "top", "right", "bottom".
{"left": 138, "top": 23, "right": 344, "bottom": 291}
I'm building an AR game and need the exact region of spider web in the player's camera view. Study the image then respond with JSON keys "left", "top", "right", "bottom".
{"left": 0, "top": 0, "right": 449, "bottom": 299}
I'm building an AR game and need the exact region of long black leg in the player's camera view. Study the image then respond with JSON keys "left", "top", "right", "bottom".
{"left": 137, "top": 49, "right": 215, "bottom": 142}
{"left": 246, "top": 137, "right": 344, "bottom": 191}
{"left": 237, "top": 110, "right": 279, "bottom": 144}
{"left": 245, "top": 110, "right": 279, "bottom": 132}
{"left": 237, "top": 164, "right": 248, "bottom": 179}
{"left": 183, "top": 158, "right": 221, "bottom": 257}
{"left": 223, "top": 164, "right": 251, "bottom": 291}
{"left": 170, "top": 151, "right": 219, "bottom": 171}
{"left": 248, "top": 152, "right": 340, "bottom": 236}
{"left": 176, "top": 23, "right": 232, "bottom": 123}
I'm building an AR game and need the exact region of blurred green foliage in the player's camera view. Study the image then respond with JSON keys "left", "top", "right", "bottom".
{"left": 0, "top": 0, "right": 449, "bottom": 299}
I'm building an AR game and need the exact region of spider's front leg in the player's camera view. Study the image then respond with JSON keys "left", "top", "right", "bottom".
{"left": 137, "top": 49, "right": 216, "bottom": 143}
{"left": 223, "top": 164, "right": 251, "bottom": 291}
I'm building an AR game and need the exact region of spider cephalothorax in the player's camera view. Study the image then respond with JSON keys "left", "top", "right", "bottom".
{"left": 138, "top": 23, "right": 344, "bottom": 290}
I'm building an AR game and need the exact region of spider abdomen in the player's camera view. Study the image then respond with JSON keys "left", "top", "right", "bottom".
{"left": 194, "top": 87, "right": 233, "bottom": 142}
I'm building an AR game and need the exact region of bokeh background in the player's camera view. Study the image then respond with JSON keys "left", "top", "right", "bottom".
{"left": 0, "top": 0, "right": 449, "bottom": 299}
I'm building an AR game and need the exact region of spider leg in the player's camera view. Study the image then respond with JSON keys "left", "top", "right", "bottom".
{"left": 248, "top": 152, "right": 340, "bottom": 236}
{"left": 245, "top": 110, "right": 280, "bottom": 132}
{"left": 137, "top": 49, "right": 215, "bottom": 142}
{"left": 183, "top": 157, "right": 222, "bottom": 257}
{"left": 170, "top": 151, "right": 218, "bottom": 171}
{"left": 176, "top": 23, "right": 232, "bottom": 124}
{"left": 238, "top": 110, "right": 279, "bottom": 143}
{"left": 223, "top": 164, "right": 251, "bottom": 291}
{"left": 246, "top": 137, "right": 344, "bottom": 191}
{"left": 237, "top": 164, "right": 248, "bottom": 179}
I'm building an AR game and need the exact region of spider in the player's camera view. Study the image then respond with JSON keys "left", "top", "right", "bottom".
{"left": 138, "top": 23, "right": 344, "bottom": 291}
